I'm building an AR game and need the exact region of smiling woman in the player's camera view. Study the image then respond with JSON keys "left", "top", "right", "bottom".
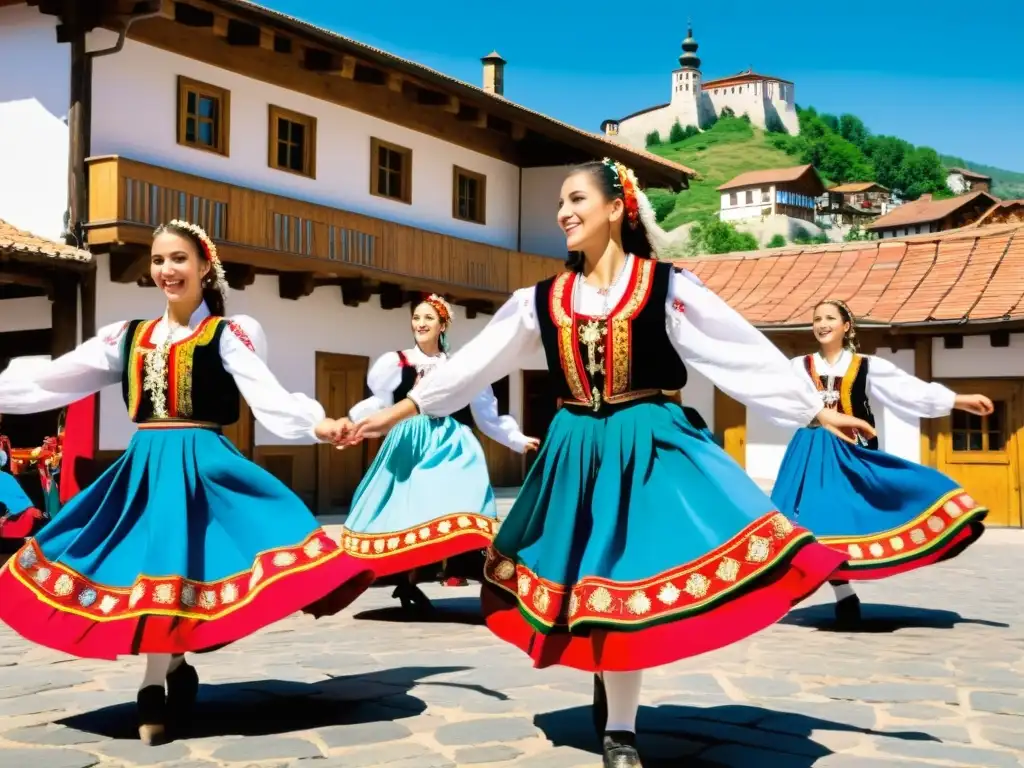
{"left": 0, "top": 220, "right": 374, "bottom": 747}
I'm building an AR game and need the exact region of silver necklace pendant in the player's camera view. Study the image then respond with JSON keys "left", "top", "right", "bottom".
{"left": 820, "top": 389, "right": 840, "bottom": 406}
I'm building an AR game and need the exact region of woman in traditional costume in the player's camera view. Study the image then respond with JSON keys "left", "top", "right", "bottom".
{"left": 770, "top": 299, "right": 991, "bottom": 627}
{"left": 343, "top": 159, "right": 874, "bottom": 767}
{"left": 337, "top": 294, "right": 539, "bottom": 611}
{"left": 0, "top": 426, "right": 45, "bottom": 540}
{"left": 0, "top": 221, "right": 371, "bottom": 745}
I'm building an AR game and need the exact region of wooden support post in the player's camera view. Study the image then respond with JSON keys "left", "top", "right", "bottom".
{"left": 915, "top": 336, "right": 934, "bottom": 466}
{"left": 50, "top": 274, "right": 78, "bottom": 357}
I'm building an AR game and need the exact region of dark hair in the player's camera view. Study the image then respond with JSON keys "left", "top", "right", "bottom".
{"left": 409, "top": 297, "right": 451, "bottom": 353}
{"left": 563, "top": 161, "right": 656, "bottom": 272}
{"left": 814, "top": 299, "right": 859, "bottom": 351}
{"left": 152, "top": 222, "right": 226, "bottom": 316}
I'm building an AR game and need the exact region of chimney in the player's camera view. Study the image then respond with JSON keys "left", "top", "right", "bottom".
{"left": 482, "top": 51, "right": 506, "bottom": 96}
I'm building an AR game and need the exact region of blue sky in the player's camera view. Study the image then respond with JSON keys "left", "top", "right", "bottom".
{"left": 266, "top": 0, "right": 1024, "bottom": 171}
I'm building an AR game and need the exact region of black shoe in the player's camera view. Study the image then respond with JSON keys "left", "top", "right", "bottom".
{"left": 166, "top": 658, "right": 199, "bottom": 730}
{"left": 137, "top": 685, "right": 167, "bottom": 745}
{"left": 835, "top": 594, "right": 862, "bottom": 628}
{"left": 603, "top": 731, "right": 642, "bottom": 767}
{"left": 592, "top": 674, "right": 608, "bottom": 740}
{"left": 393, "top": 582, "right": 434, "bottom": 612}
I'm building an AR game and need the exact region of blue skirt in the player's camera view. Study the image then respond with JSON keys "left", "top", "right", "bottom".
{"left": 0, "top": 471, "right": 41, "bottom": 539}
{"left": 771, "top": 427, "right": 987, "bottom": 580}
{"left": 340, "top": 414, "right": 498, "bottom": 581}
{"left": 480, "top": 397, "right": 847, "bottom": 672}
{"left": 0, "top": 424, "right": 373, "bottom": 659}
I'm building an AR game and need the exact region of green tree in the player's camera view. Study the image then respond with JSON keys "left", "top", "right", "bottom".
{"left": 645, "top": 188, "right": 677, "bottom": 222}
{"left": 668, "top": 120, "right": 687, "bottom": 143}
{"left": 838, "top": 114, "right": 869, "bottom": 149}
{"left": 767, "top": 234, "right": 787, "bottom": 248}
{"left": 645, "top": 130, "right": 662, "bottom": 147}
{"left": 686, "top": 219, "right": 759, "bottom": 256}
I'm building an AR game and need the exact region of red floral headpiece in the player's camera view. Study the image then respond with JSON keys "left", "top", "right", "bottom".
{"left": 603, "top": 158, "right": 641, "bottom": 230}
{"left": 421, "top": 293, "right": 453, "bottom": 325}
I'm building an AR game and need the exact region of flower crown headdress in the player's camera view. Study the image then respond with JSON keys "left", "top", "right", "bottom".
{"left": 597, "top": 158, "right": 670, "bottom": 255}
{"left": 422, "top": 293, "right": 453, "bottom": 326}
{"left": 167, "top": 219, "right": 228, "bottom": 299}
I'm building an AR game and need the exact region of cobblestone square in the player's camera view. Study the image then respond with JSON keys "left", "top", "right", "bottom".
{"left": 0, "top": 532, "right": 1021, "bottom": 768}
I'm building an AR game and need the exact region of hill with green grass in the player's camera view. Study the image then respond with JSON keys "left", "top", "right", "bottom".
{"left": 643, "top": 107, "right": 1021, "bottom": 234}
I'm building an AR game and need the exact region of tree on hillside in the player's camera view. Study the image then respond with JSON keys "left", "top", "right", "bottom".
{"left": 645, "top": 130, "right": 662, "bottom": 147}
{"left": 686, "top": 219, "right": 759, "bottom": 256}
{"left": 838, "top": 114, "right": 870, "bottom": 150}
{"left": 669, "top": 120, "right": 686, "bottom": 143}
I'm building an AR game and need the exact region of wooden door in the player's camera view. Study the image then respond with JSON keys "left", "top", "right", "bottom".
{"left": 315, "top": 352, "right": 370, "bottom": 514}
{"left": 933, "top": 379, "right": 1023, "bottom": 528}
{"left": 222, "top": 398, "right": 254, "bottom": 458}
{"left": 714, "top": 388, "right": 746, "bottom": 468}
{"left": 473, "top": 376, "right": 522, "bottom": 487}
{"left": 522, "top": 369, "right": 558, "bottom": 474}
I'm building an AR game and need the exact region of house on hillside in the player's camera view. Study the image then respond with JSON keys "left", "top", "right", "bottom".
{"left": 947, "top": 167, "right": 992, "bottom": 195}
{"left": 973, "top": 199, "right": 1024, "bottom": 228}
{"left": 0, "top": 0, "right": 692, "bottom": 511}
{"left": 818, "top": 182, "right": 893, "bottom": 228}
{"left": 867, "top": 191, "right": 999, "bottom": 239}
{"left": 718, "top": 165, "right": 825, "bottom": 225}
{"left": 668, "top": 223, "right": 1024, "bottom": 530}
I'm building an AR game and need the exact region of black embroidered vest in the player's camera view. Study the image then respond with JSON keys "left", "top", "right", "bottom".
{"left": 535, "top": 258, "right": 687, "bottom": 411}
{"left": 804, "top": 353, "right": 878, "bottom": 450}
{"left": 121, "top": 317, "right": 240, "bottom": 425}
{"left": 392, "top": 351, "right": 473, "bottom": 427}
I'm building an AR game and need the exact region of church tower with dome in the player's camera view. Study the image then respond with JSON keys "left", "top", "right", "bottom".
{"left": 601, "top": 24, "right": 800, "bottom": 147}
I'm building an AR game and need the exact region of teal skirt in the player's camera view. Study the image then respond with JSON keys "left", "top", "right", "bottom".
{"left": 340, "top": 415, "right": 498, "bottom": 583}
{"left": 0, "top": 471, "right": 42, "bottom": 539}
{"left": 481, "top": 398, "right": 847, "bottom": 672}
{"left": 0, "top": 425, "right": 373, "bottom": 660}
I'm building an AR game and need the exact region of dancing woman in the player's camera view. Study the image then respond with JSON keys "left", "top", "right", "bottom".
{"left": 344, "top": 159, "right": 873, "bottom": 767}
{"left": 770, "top": 299, "right": 991, "bottom": 627}
{"left": 337, "top": 293, "right": 538, "bottom": 611}
{"left": 0, "top": 221, "right": 372, "bottom": 744}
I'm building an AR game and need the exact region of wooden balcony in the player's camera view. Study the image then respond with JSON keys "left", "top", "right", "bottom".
{"left": 85, "top": 155, "right": 562, "bottom": 308}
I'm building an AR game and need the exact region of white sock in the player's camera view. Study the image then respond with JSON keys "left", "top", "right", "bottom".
{"left": 832, "top": 582, "right": 857, "bottom": 601}
{"left": 140, "top": 654, "right": 172, "bottom": 690}
{"left": 603, "top": 670, "right": 643, "bottom": 733}
{"left": 168, "top": 654, "right": 185, "bottom": 674}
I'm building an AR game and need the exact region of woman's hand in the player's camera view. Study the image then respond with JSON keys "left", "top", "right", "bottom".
{"left": 954, "top": 394, "right": 994, "bottom": 416}
{"left": 343, "top": 398, "right": 419, "bottom": 447}
{"left": 314, "top": 417, "right": 350, "bottom": 443}
{"left": 814, "top": 408, "right": 877, "bottom": 445}
{"left": 522, "top": 437, "right": 541, "bottom": 453}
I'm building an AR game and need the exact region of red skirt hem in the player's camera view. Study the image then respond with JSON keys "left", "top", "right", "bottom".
{"left": 480, "top": 541, "right": 846, "bottom": 672}
{"left": 833, "top": 521, "right": 984, "bottom": 581}
{"left": 0, "top": 553, "right": 375, "bottom": 660}
{"left": 346, "top": 531, "right": 492, "bottom": 581}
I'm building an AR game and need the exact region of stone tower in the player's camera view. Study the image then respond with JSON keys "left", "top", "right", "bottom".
{"left": 669, "top": 23, "right": 703, "bottom": 129}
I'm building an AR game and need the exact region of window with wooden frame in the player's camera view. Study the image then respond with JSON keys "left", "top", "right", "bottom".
{"left": 951, "top": 402, "right": 1007, "bottom": 452}
{"left": 268, "top": 105, "right": 317, "bottom": 178}
{"left": 177, "top": 76, "right": 230, "bottom": 155}
{"left": 370, "top": 137, "right": 412, "bottom": 204}
{"left": 453, "top": 166, "right": 487, "bottom": 224}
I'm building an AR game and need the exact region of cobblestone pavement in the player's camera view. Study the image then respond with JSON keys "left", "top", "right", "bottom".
{"left": 0, "top": 533, "right": 1022, "bottom": 768}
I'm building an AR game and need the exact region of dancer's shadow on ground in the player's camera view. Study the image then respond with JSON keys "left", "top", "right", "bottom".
{"left": 781, "top": 603, "right": 1009, "bottom": 633}
{"left": 354, "top": 594, "right": 485, "bottom": 625}
{"left": 537, "top": 702, "right": 940, "bottom": 767}
{"left": 58, "top": 665, "right": 498, "bottom": 740}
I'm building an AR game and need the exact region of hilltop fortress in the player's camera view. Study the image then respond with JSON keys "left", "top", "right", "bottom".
{"left": 601, "top": 26, "right": 800, "bottom": 147}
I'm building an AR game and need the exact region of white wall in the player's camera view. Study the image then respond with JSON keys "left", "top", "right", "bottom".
{"left": 682, "top": 369, "right": 715, "bottom": 432}
{"left": 0, "top": 297, "right": 52, "bottom": 332}
{"left": 520, "top": 166, "right": 571, "bottom": 259}
{"left": 720, "top": 185, "right": 773, "bottom": 222}
{"left": 0, "top": 6, "right": 68, "bottom": 119}
{"left": 87, "top": 32, "right": 521, "bottom": 250}
{"left": 93, "top": 257, "right": 541, "bottom": 449}
{"left": 933, "top": 333, "right": 1024, "bottom": 378}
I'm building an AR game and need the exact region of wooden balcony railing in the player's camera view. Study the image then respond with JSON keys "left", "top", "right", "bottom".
{"left": 85, "top": 155, "right": 561, "bottom": 299}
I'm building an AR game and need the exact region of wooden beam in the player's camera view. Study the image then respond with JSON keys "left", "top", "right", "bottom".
{"left": 340, "top": 277, "right": 372, "bottom": 307}
{"left": 259, "top": 27, "right": 274, "bottom": 50}
{"left": 108, "top": 252, "right": 150, "bottom": 284}
{"left": 0, "top": 269, "right": 51, "bottom": 292}
{"left": 158, "top": 0, "right": 175, "bottom": 19}
{"left": 914, "top": 336, "right": 934, "bottom": 467}
{"left": 444, "top": 96, "right": 460, "bottom": 114}
{"left": 212, "top": 14, "right": 229, "bottom": 37}
{"left": 278, "top": 272, "right": 316, "bottom": 300}
{"left": 379, "top": 282, "right": 405, "bottom": 310}
{"left": 330, "top": 55, "right": 356, "bottom": 79}
{"left": 387, "top": 73, "right": 403, "bottom": 92}
{"left": 473, "top": 111, "right": 488, "bottom": 129}
{"left": 50, "top": 274, "right": 78, "bottom": 357}
{"left": 511, "top": 123, "right": 527, "bottom": 140}
{"left": 224, "top": 262, "right": 256, "bottom": 290}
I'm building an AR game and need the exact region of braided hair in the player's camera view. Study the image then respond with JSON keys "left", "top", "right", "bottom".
{"left": 563, "top": 159, "right": 669, "bottom": 272}
{"left": 814, "top": 299, "right": 859, "bottom": 352}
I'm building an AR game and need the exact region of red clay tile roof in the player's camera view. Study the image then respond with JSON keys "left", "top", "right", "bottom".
{"left": 209, "top": 0, "right": 696, "bottom": 186}
{"left": 702, "top": 69, "right": 794, "bottom": 88}
{"left": 672, "top": 223, "right": 1024, "bottom": 327}
{"left": 718, "top": 165, "right": 822, "bottom": 192}
{"left": 948, "top": 167, "right": 992, "bottom": 181}
{"left": 829, "top": 182, "right": 889, "bottom": 194}
{"left": 866, "top": 191, "right": 999, "bottom": 230}
{"left": 0, "top": 219, "right": 92, "bottom": 265}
